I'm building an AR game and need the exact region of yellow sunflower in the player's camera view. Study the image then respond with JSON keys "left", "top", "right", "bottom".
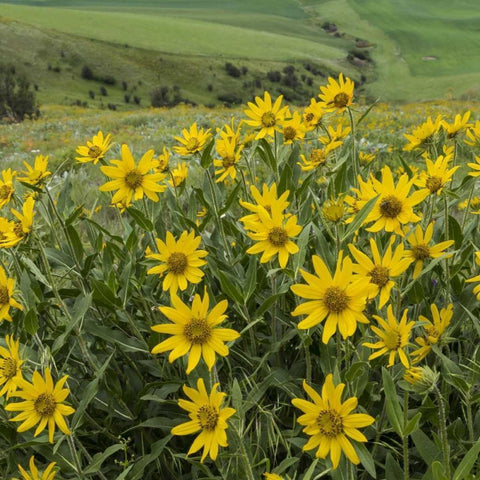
{"left": 322, "top": 197, "right": 345, "bottom": 223}
{"left": 264, "top": 474, "right": 283, "bottom": 480}
{"left": 0, "top": 335, "right": 24, "bottom": 398}
{"left": 363, "top": 305, "right": 414, "bottom": 368}
{"left": 318, "top": 73, "right": 354, "bottom": 113}
{"left": 1, "top": 196, "right": 36, "bottom": 249}
{"left": 404, "top": 223, "right": 454, "bottom": 278}
{"left": 151, "top": 290, "right": 240, "bottom": 374}
{"left": 241, "top": 204, "right": 302, "bottom": 269}
{"left": 465, "top": 120, "right": 480, "bottom": 148}
{"left": 153, "top": 146, "right": 171, "bottom": 173}
{"left": 17, "top": 155, "right": 51, "bottom": 187}
{"left": 168, "top": 162, "right": 188, "bottom": 188}
{"left": 292, "top": 374, "right": 375, "bottom": 469}
{"left": 442, "top": 111, "right": 472, "bottom": 139}
{"left": 6, "top": 367, "right": 75, "bottom": 443}
{"left": 318, "top": 123, "right": 351, "bottom": 145}
{"left": 75, "top": 130, "right": 113, "bottom": 164}
{"left": 348, "top": 237, "right": 412, "bottom": 308}
{"left": 99, "top": 145, "right": 166, "bottom": 204}
{"left": 171, "top": 378, "right": 236, "bottom": 462}
{"left": 0, "top": 169, "right": 15, "bottom": 209}
{"left": 244, "top": 91, "right": 289, "bottom": 140}
{"left": 411, "top": 303, "right": 452, "bottom": 363}
{"left": 403, "top": 116, "right": 443, "bottom": 152}
{"left": 13, "top": 456, "right": 57, "bottom": 480}
{"left": 298, "top": 142, "right": 339, "bottom": 172}
{"left": 415, "top": 153, "right": 459, "bottom": 195}
{"left": 0, "top": 266, "right": 22, "bottom": 322}
{"left": 302, "top": 97, "right": 324, "bottom": 131}
{"left": 213, "top": 136, "right": 244, "bottom": 183}
{"left": 458, "top": 196, "right": 480, "bottom": 215}
{"left": 174, "top": 123, "right": 212, "bottom": 156}
{"left": 359, "top": 151, "right": 376, "bottom": 166}
{"left": 146, "top": 230, "right": 208, "bottom": 294}
{"left": 0, "top": 218, "right": 17, "bottom": 250}
{"left": 291, "top": 253, "right": 371, "bottom": 343}
{"left": 364, "top": 166, "right": 428, "bottom": 236}
{"left": 281, "top": 111, "right": 306, "bottom": 144}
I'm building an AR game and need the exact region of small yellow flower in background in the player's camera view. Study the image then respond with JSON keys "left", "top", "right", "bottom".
{"left": 363, "top": 305, "right": 414, "bottom": 368}
{"left": 8, "top": 196, "right": 35, "bottom": 247}
{"left": 465, "top": 120, "right": 480, "bottom": 147}
{"left": 99, "top": 144, "right": 167, "bottom": 204}
{"left": 442, "top": 111, "right": 472, "bottom": 139}
{"left": 244, "top": 91, "right": 289, "bottom": 140}
{"left": 196, "top": 206, "right": 208, "bottom": 227}
{"left": 404, "top": 223, "right": 454, "bottom": 278}
{"left": 318, "top": 73, "right": 354, "bottom": 113}
{"left": 153, "top": 146, "right": 171, "bottom": 173}
{"left": 17, "top": 155, "right": 51, "bottom": 187}
{"left": 348, "top": 237, "right": 412, "bottom": 308}
{"left": 298, "top": 142, "right": 338, "bottom": 171}
{"left": 291, "top": 374, "right": 374, "bottom": 469}
{"left": 359, "top": 151, "right": 375, "bottom": 166}
{"left": 458, "top": 196, "right": 480, "bottom": 214}
{"left": 75, "top": 130, "right": 113, "bottom": 164}
{"left": 318, "top": 123, "right": 351, "bottom": 145}
{"left": 264, "top": 473, "right": 283, "bottom": 480}
{"left": 322, "top": 197, "right": 345, "bottom": 223}
{"left": 403, "top": 115, "right": 443, "bottom": 152}
{"left": 0, "top": 335, "right": 24, "bottom": 398}
{"left": 168, "top": 162, "right": 188, "bottom": 188}
{"left": 213, "top": 136, "right": 244, "bottom": 183}
{"left": 0, "top": 169, "right": 15, "bottom": 209}
{"left": 281, "top": 111, "right": 306, "bottom": 144}
{"left": 241, "top": 204, "right": 302, "bottom": 269}
{"left": 216, "top": 118, "right": 242, "bottom": 149}
{"left": 291, "top": 253, "right": 370, "bottom": 343}
{"left": 412, "top": 303, "right": 452, "bottom": 363}
{"left": 465, "top": 252, "right": 480, "bottom": 300}
{"left": 364, "top": 166, "right": 428, "bottom": 236}
{"left": 302, "top": 97, "right": 324, "bottom": 131}
{"left": 13, "top": 456, "right": 57, "bottom": 480}
{"left": 415, "top": 153, "right": 459, "bottom": 195}
{"left": 0, "top": 266, "right": 22, "bottom": 322}
{"left": 171, "top": 378, "right": 236, "bottom": 462}
{"left": 174, "top": 122, "right": 212, "bottom": 156}
{"left": 6, "top": 367, "right": 75, "bottom": 443}
{"left": 151, "top": 290, "right": 240, "bottom": 374}
{"left": 146, "top": 231, "right": 208, "bottom": 294}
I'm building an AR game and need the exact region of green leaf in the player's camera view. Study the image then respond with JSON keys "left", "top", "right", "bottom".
{"left": 432, "top": 461, "right": 448, "bottom": 480}
{"left": 356, "top": 442, "right": 376, "bottom": 478}
{"left": 21, "top": 257, "right": 50, "bottom": 287}
{"left": 382, "top": 367, "right": 403, "bottom": 436}
{"left": 126, "top": 207, "right": 153, "bottom": 231}
{"left": 257, "top": 139, "right": 277, "bottom": 173}
{"left": 411, "top": 429, "right": 442, "bottom": 465}
{"left": 301, "top": 458, "right": 319, "bottom": 480}
{"left": 129, "top": 436, "right": 171, "bottom": 479}
{"left": 83, "top": 444, "right": 124, "bottom": 474}
{"left": 452, "top": 436, "right": 480, "bottom": 480}
{"left": 243, "top": 256, "right": 257, "bottom": 303}
{"left": 404, "top": 411, "right": 422, "bottom": 436}
{"left": 23, "top": 309, "right": 39, "bottom": 336}
{"left": 200, "top": 139, "right": 215, "bottom": 168}
{"left": 66, "top": 224, "right": 84, "bottom": 263}
{"left": 385, "top": 453, "right": 404, "bottom": 480}
{"left": 217, "top": 270, "right": 243, "bottom": 305}
{"left": 341, "top": 195, "right": 378, "bottom": 242}
{"left": 65, "top": 205, "right": 85, "bottom": 226}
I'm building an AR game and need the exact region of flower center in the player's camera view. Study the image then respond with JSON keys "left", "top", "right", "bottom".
{"left": 88, "top": 145, "right": 103, "bottom": 159}
{"left": 124, "top": 169, "right": 143, "bottom": 190}
{"left": 310, "top": 149, "right": 326, "bottom": 166}
{"left": 167, "top": 252, "right": 188, "bottom": 274}
{"left": 0, "top": 185, "right": 13, "bottom": 200}
{"left": 412, "top": 244, "right": 431, "bottom": 261}
{"left": 184, "top": 318, "right": 211, "bottom": 344}
{"left": 305, "top": 112, "right": 314, "bottom": 123}
{"left": 186, "top": 138, "right": 200, "bottom": 152}
{"left": 323, "top": 286, "right": 349, "bottom": 313}
{"left": 369, "top": 265, "right": 390, "bottom": 288}
{"left": 379, "top": 195, "right": 403, "bottom": 218}
{"left": 268, "top": 227, "right": 288, "bottom": 247}
{"left": 261, "top": 112, "right": 276, "bottom": 128}
{"left": 222, "top": 156, "right": 236, "bottom": 169}
{"left": 317, "top": 409, "right": 343, "bottom": 437}
{"left": 471, "top": 198, "right": 480, "bottom": 210}
{"left": 197, "top": 404, "right": 219, "bottom": 431}
{"left": 425, "top": 176, "right": 443, "bottom": 193}
{"left": 333, "top": 92, "right": 350, "bottom": 109}
{"left": 383, "top": 329, "right": 402, "bottom": 350}
{"left": 1, "top": 357, "right": 17, "bottom": 379}
{"left": 13, "top": 221, "right": 24, "bottom": 238}
{"left": 157, "top": 160, "right": 168, "bottom": 172}
{"left": 0, "top": 286, "right": 9, "bottom": 305}
{"left": 34, "top": 393, "right": 56, "bottom": 417}
{"left": 283, "top": 126, "right": 297, "bottom": 141}
{"left": 425, "top": 326, "right": 440, "bottom": 340}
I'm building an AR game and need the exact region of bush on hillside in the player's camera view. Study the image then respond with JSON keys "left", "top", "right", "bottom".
{"left": 81, "top": 65, "right": 95, "bottom": 80}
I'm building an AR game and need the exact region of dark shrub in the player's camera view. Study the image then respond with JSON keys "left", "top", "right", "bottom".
{"left": 100, "top": 86, "right": 107, "bottom": 96}
{"left": 225, "top": 62, "right": 241, "bottom": 78}
{"left": 267, "top": 71, "right": 281, "bottom": 82}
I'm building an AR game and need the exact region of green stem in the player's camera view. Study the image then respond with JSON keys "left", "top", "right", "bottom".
{"left": 236, "top": 427, "right": 255, "bottom": 480}
{"left": 466, "top": 389, "right": 474, "bottom": 444}
{"left": 347, "top": 107, "right": 358, "bottom": 188}
{"left": 403, "top": 391, "right": 409, "bottom": 480}
{"left": 303, "top": 334, "right": 312, "bottom": 385}
{"left": 461, "top": 180, "right": 475, "bottom": 231}
{"left": 433, "top": 384, "right": 451, "bottom": 479}
{"left": 443, "top": 194, "right": 451, "bottom": 303}
{"left": 67, "top": 434, "right": 86, "bottom": 479}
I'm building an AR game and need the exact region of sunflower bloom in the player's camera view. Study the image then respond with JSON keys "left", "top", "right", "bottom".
{"left": 0, "top": 169, "right": 15, "bottom": 209}
{"left": 14, "top": 456, "right": 57, "bottom": 480}
{"left": 146, "top": 231, "right": 208, "bottom": 294}
{"left": 403, "top": 116, "right": 443, "bottom": 152}
{"left": 404, "top": 223, "right": 454, "bottom": 278}
{"left": 0, "top": 218, "right": 17, "bottom": 250}
{"left": 17, "top": 155, "right": 51, "bottom": 187}
{"left": 171, "top": 378, "right": 235, "bottom": 462}
{"left": 0, "top": 196, "right": 36, "bottom": 249}
{"left": 264, "top": 474, "right": 283, "bottom": 480}
{"left": 411, "top": 303, "right": 452, "bottom": 363}
{"left": 318, "top": 123, "right": 351, "bottom": 146}
{"left": 348, "top": 237, "right": 412, "bottom": 308}
{"left": 151, "top": 290, "right": 240, "bottom": 373}
{"left": 174, "top": 123, "right": 212, "bottom": 156}
{"left": 0, "top": 266, "right": 22, "bottom": 322}
{"left": 153, "top": 147, "right": 171, "bottom": 173}
{"left": 442, "top": 111, "right": 472, "bottom": 139}
{"left": 241, "top": 204, "right": 302, "bottom": 269}
{"left": 281, "top": 111, "right": 306, "bottom": 144}
{"left": 363, "top": 305, "right": 414, "bottom": 368}
{"left": 168, "top": 162, "right": 188, "bottom": 188}
{"left": 415, "top": 153, "right": 459, "bottom": 195}
{"left": 75, "top": 131, "right": 113, "bottom": 164}
{"left": 291, "top": 254, "right": 371, "bottom": 343}
{"left": 364, "top": 166, "right": 428, "bottom": 235}
{"left": 0, "top": 335, "right": 23, "bottom": 398}
{"left": 213, "top": 136, "right": 244, "bottom": 183}
{"left": 465, "top": 120, "right": 480, "bottom": 148}
{"left": 298, "top": 142, "right": 339, "bottom": 171}
{"left": 99, "top": 145, "right": 166, "bottom": 204}
{"left": 6, "top": 368, "right": 75, "bottom": 443}
{"left": 244, "top": 91, "right": 289, "bottom": 140}
{"left": 458, "top": 196, "right": 480, "bottom": 214}
{"left": 359, "top": 151, "right": 375, "bottom": 166}
{"left": 303, "top": 98, "right": 324, "bottom": 131}
{"left": 318, "top": 73, "right": 354, "bottom": 113}
{"left": 292, "top": 374, "right": 374, "bottom": 469}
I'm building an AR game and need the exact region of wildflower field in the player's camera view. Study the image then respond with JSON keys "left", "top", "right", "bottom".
{"left": 1, "top": 74, "right": 480, "bottom": 480}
